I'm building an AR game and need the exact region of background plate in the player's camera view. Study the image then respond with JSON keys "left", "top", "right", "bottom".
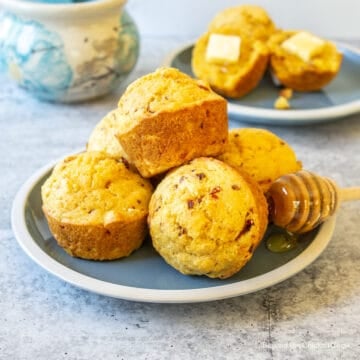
{"left": 11, "top": 157, "right": 336, "bottom": 303}
{"left": 165, "top": 42, "right": 360, "bottom": 125}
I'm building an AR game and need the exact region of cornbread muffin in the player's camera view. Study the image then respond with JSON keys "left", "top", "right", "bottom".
{"left": 148, "top": 157, "right": 268, "bottom": 279}
{"left": 42, "top": 152, "right": 153, "bottom": 260}
{"left": 208, "top": 5, "right": 276, "bottom": 42}
{"left": 115, "top": 67, "right": 228, "bottom": 178}
{"left": 87, "top": 109, "right": 130, "bottom": 163}
{"left": 217, "top": 128, "right": 302, "bottom": 192}
{"left": 268, "top": 31, "right": 342, "bottom": 91}
{"left": 192, "top": 31, "right": 269, "bottom": 98}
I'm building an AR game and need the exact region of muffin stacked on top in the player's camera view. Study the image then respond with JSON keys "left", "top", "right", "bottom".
{"left": 114, "top": 68, "right": 228, "bottom": 178}
{"left": 42, "top": 66, "right": 302, "bottom": 279}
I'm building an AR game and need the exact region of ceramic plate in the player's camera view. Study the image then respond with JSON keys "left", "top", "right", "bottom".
{"left": 11, "top": 155, "right": 336, "bottom": 303}
{"left": 164, "top": 42, "right": 360, "bottom": 125}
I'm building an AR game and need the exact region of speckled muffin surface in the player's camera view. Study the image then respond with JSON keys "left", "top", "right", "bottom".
{"left": 115, "top": 67, "right": 228, "bottom": 178}
{"left": 268, "top": 31, "right": 342, "bottom": 91}
{"left": 148, "top": 157, "right": 268, "bottom": 279}
{"left": 217, "top": 128, "right": 302, "bottom": 192}
{"left": 41, "top": 151, "right": 153, "bottom": 260}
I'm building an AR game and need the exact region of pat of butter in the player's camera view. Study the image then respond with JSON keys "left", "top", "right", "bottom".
{"left": 206, "top": 34, "right": 241, "bottom": 64}
{"left": 281, "top": 32, "right": 325, "bottom": 62}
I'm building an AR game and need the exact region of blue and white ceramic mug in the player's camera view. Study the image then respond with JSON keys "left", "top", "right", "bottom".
{"left": 0, "top": 0, "right": 139, "bottom": 102}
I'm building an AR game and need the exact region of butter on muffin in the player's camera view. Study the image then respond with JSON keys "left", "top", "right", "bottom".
{"left": 191, "top": 5, "right": 276, "bottom": 98}
{"left": 148, "top": 157, "right": 268, "bottom": 279}
{"left": 42, "top": 152, "right": 153, "bottom": 260}
{"left": 192, "top": 31, "right": 269, "bottom": 98}
{"left": 217, "top": 128, "right": 302, "bottom": 192}
{"left": 208, "top": 5, "right": 276, "bottom": 42}
{"left": 87, "top": 109, "right": 130, "bottom": 162}
{"left": 115, "top": 67, "right": 228, "bottom": 178}
{"left": 268, "top": 31, "right": 342, "bottom": 91}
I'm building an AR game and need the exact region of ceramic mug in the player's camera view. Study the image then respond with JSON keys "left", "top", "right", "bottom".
{"left": 0, "top": 0, "right": 139, "bottom": 102}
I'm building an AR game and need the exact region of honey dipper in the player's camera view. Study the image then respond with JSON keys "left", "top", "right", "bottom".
{"left": 266, "top": 170, "right": 360, "bottom": 234}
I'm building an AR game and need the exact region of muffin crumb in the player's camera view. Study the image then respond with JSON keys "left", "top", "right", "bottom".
{"left": 274, "top": 95, "right": 290, "bottom": 110}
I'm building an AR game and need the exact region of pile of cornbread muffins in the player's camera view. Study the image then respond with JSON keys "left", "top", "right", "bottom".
{"left": 42, "top": 67, "right": 303, "bottom": 279}
{"left": 192, "top": 5, "right": 343, "bottom": 109}
{"left": 41, "top": 5, "right": 340, "bottom": 280}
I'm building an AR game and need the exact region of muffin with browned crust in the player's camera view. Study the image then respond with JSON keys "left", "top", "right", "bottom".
{"left": 217, "top": 128, "right": 302, "bottom": 192}
{"left": 268, "top": 30, "right": 342, "bottom": 91}
{"left": 42, "top": 151, "right": 153, "bottom": 260}
{"left": 148, "top": 157, "right": 268, "bottom": 279}
{"left": 115, "top": 67, "right": 228, "bottom": 178}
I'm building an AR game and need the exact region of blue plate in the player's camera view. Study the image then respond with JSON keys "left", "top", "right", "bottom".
{"left": 11, "top": 155, "right": 336, "bottom": 303}
{"left": 165, "top": 42, "right": 360, "bottom": 125}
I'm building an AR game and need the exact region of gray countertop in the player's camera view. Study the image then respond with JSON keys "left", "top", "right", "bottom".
{"left": 1, "top": 37, "right": 360, "bottom": 359}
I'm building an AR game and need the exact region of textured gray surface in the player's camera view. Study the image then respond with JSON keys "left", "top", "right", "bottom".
{"left": 1, "top": 37, "right": 360, "bottom": 359}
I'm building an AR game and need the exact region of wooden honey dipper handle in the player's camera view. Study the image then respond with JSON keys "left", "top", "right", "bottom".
{"left": 340, "top": 187, "right": 360, "bottom": 202}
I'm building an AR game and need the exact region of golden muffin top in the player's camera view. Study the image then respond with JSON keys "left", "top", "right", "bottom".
{"left": 42, "top": 151, "right": 153, "bottom": 225}
{"left": 208, "top": 5, "right": 276, "bottom": 42}
{"left": 148, "top": 157, "right": 268, "bottom": 279}
{"left": 218, "top": 128, "right": 302, "bottom": 192}
{"left": 116, "top": 67, "right": 225, "bottom": 131}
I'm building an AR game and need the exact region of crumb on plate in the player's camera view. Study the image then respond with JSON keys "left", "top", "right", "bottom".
{"left": 274, "top": 96, "right": 290, "bottom": 110}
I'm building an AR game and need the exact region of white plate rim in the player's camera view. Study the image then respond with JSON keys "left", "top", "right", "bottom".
{"left": 11, "top": 157, "right": 336, "bottom": 303}
{"left": 163, "top": 41, "right": 360, "bottom": 123}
